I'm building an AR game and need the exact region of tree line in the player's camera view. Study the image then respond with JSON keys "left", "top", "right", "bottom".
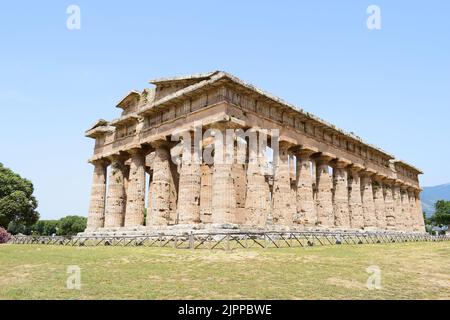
{"left": 0, "top": 163, "right": 86, "bottom": 237}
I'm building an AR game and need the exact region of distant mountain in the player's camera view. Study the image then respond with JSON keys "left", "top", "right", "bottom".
{"left": 421, "top": 183, "right": 450, "bottom": 217}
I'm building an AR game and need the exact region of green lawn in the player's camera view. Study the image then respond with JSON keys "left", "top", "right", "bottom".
{"left": 0, "top": 242, "right": 449, "bottom": 299}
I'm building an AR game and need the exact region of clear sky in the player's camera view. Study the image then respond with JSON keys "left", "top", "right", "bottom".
{"left": 0, "top": 1, "right": 449, "bottom": 220}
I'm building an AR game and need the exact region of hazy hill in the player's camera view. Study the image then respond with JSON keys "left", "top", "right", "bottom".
{"left": 421, "top": 183, "right": 450, "bottom": 216}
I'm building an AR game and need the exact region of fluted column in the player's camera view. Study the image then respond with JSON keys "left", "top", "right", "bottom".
{"left": 372, "top": 175, "right": 386, "bottom": 229}
{"left": 87, "top": 159, "right": 108, "bottom": 230}
{"left": 348, "top": 164, "right": 364, "bottom": 229}
{"left": 413, "top": 189, "right": 425, "bottom": 232}
{"left": 314, "top": 153, "right": 335, "bottom": 228}
{"left": 401, "top": 187, "right": 412, "bottom": 231}
{"left": 147, "top": 141, "right": 173, "bottom": 226}
{"left": 244, "top": 132, "right": 270, "bottom": 226}
{"left": 383, "top": 179, "right": 396, "bottom": 230}
{"left": 124, "top": 148, "right": 146, "bottom": 227}
{"left": 361, "top": 169, "right": 377, "bottom": 230}
{"left": 392, "top": 181, "right": 404, "bottom": 230}
{"left": 332, "top": 158, "right": 351, "bottom": 229}
{"left": 177, "top": 132, "right": 201, "bottom": 224}
{"left": 104, "top": 155, "right": 126, "bottom": 228}
{"left": 211, "top": 128, "right": 236, "bottom": 224}
{"left": 200, "top": 164, "right": 213, "bottom": 223}
{"left": 272, "top": 141, "right": 296, "bottom": 226}
{"left": 407, "top": 188, "right": 416, "bottom": 231}
{"left": 294, "top": 147, "right": 318, "bottom": 226}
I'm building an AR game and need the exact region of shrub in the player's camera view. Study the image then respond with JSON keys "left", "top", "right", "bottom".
{"left": 0, "top": 227, "right": 11, "bottom": 244}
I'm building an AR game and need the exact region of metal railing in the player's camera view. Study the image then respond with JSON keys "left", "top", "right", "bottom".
{"left": 8, "top": 231, "right": 450, "bottom": 250}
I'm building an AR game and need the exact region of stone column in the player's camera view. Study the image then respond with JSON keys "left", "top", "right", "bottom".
{"left": 348, "top": 164, "right": 364, "bottom": 229}
{"left": 272, "top": 140, "right": 296, "bottom": 226}
{"left": 200, "top": 164, "right": 213, "bottom": 223}
{"left": 87, "top": 159, "right": 108, "bottom": 230}
{"left": 147, "top": 169, "right": 153, "bottom": 219}
{"left": 314, "top": 153, "right": 335, "bottom": 228}
{"left": 383, "top": 179, "right": 396, "bottom": 230}
{"left": 392, "top": 181, "right": 404, "bottom": 230}
{"left": 294, "top": 147, "right": 318, "bottom": 226}
{"left": 332, "top": 158, "right": 351, "bottom": 229}
{"left": 361, "top": 169, "right": 377, "bottom": 230}
{"left": 407, "top": 188, "right": 417, "bottom": 232}
{"left": 413, "top": 189, "right": 425, "bottom": 232}
{"left": 104, "top": 155, "right": 126, "bottom": 228}
{"left": 147, "top": 141, "right": 173, "bottom": 226}
{"left": 124, "top": 148, "right": 146, "bottom": 227}
{"left": 177, "top": 132, "right": 201, "bottom": 224}
{"left": 211, "top": 128, "right": 237, "bottom": 224}
{"left": 401, "top": 187, "right": 412, "bottom": 231}
{"left": 372, "top": 175, "right": 387, "bottom": 230}
{"left": 244, "top": 131, "right": 270, "bottom": 227}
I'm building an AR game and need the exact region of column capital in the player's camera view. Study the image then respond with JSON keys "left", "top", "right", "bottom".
{"left": 373, "top": 172, "right": 388, "bottom": 182}
{"left": 89, "top": 158, "right": 109, "bottom": 167}
{"left": 349, "top": 163, "right": 365, "bottom": 173}
{"left": 361, "top": 168, "right": 377, "bottom": 177}
{"left": 383, "top": 177, "right": 396, "bottom": 185}
{"left": 126, "top": 147, "right": 144, "bottom": 156}
{"left": 278, "top": 136, "right": 297, "bottom": 150}
{"left": 294, "top": 145, "right": 319, "bottom": 158}
{"left": 314, "top": 152, "right": 336, "bottom": 164}
{"left": 150, "top": 137, "right": 175, "bottom": 149}
{"left": 106, "top": 153, "right": 127, "bottom": 163}
{"left": 331, "top": 158, "right": 352, "bottom": 169}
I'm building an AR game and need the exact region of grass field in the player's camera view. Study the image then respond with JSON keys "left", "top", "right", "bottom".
{"left": 0, "top": 242, "right": 449, "bottom": 299}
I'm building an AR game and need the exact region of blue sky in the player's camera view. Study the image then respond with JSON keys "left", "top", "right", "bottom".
{"left": 0, "top": 1, "right": 449, "bottom": 220}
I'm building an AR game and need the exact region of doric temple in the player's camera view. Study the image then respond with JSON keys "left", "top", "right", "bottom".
{"left": 84, "top": 71, "right": 425, "bottom": 235}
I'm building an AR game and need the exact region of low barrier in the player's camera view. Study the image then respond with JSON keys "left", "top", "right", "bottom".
{"left": 8, "top": 231, "right": 450, "bottom": 250}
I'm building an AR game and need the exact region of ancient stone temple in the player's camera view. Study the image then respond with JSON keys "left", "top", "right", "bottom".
{"left": 84, "top": 71, "right": 425, "bottom": 235}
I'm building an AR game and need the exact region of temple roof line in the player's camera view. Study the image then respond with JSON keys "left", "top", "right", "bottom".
{"left": 88, "top": 71, "right": 422, "bottom": 174}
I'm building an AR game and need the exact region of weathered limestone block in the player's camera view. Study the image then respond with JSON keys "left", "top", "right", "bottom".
{"left": 105, "top": 155, "right": 126, "bottom": 228}
{"left": 87, "top": 159, "right": 108, "bottom": 230}
{"left": 314, "top": 153, "right": 335, "bottom": 228}
{"left": 332, "top": 158, "right": 351, "bottom": 228}
{"left": 294, "top": 147, "right": 317, "bottom": 226}
{"left": 413, "top": 190, "right": 425, "bottom": 232}
{"left": 383, "top": 180, "right": 396, "bottom": 230}
{"left": 392, "top": 183, "right": 404, "bottom": 230}
{"left": 200, "top": 164, "right": 213, "bottom": 223}
{"left": 401, "top": 188, "right": 412, "bottom": 231}
{"left": 272, "top": 141, "right": 296, "bottom": 226}
{"left": 124, "top": 148, "right": 146, "bottom": 227}
{"left": 211, "top": 129, "right": 237, "bottom": 224}
{"left": 147, "top": 142, "right": 173, "bottom": 226}
{"left": 373, "top": 177, "right": 387, "bottom": 230}
{"left": 408, "top": 189, "right": 417, "bottom": 231}
{"left": 361, "top": 170, "right": 377, "bottom": 229}
{"left": 146, "top": 169, "right": 153, "bottom": 218}
{"left": 348, "top": 164, "right": 364, "bottom": 229}
{"left": 244, "top": 139, "right": 270, "bottom": 227}
{"left": 177, "top": 138, "right": 201, "bottom": 224}
{"left": 232, "top": 162, "right": 247, "bottom": 224}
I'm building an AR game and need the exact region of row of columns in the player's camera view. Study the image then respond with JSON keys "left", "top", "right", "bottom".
{"left": 87, "top": 133, "right": 425, "bottom": 232}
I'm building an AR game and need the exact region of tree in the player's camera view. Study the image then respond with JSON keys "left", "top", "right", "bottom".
{"left": 57, "top": 216, "right": 87, "bottom": 236}
{"left": 7, "top": 220, "right": 28, "bottom": 235}
{"left": 433, "top": 200, "right": 450, "bottom": 225}
{"left": 32, "top": 220, "right": 59, "bottom": 236}
{"left": 0, "top": 163, "right": 39, "bottom": 228}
